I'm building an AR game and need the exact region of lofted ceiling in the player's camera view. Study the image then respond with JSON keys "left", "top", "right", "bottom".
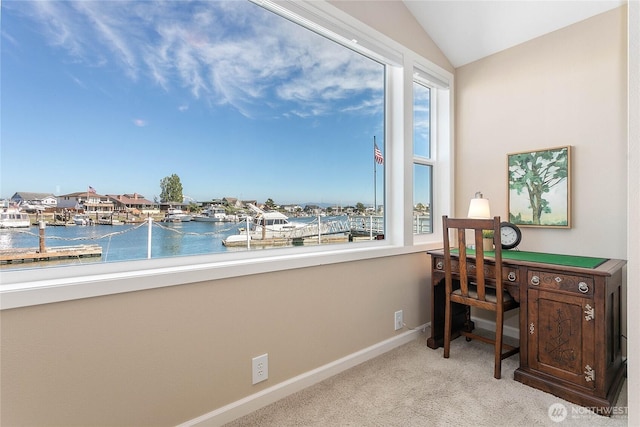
{"left": 402, "top": 0, "right": 625, "bottom": 68}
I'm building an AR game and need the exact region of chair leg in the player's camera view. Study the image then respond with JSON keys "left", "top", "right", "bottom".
{"left": 443, "top": 294, "right": 452, "bottom": 359}
{"left": 494, "top": 309, "right": 504, "bottom": 379}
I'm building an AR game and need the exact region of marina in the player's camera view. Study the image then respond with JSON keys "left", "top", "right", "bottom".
{"left": 0, "top": 210, "right": 430, "bottom": 269}
{"left": 0, "top": 215, "right": 376, "bottom": 268}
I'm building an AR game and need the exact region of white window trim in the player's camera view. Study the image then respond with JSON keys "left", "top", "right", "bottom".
{"left": 411, "top": 60, "right": 454, "bottom": 246}
{"left": 0, "top": 0, "right": 454, "bottom": 310}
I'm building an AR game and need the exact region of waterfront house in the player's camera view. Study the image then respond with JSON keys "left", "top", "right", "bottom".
{"left": 281, "top": 204, "right": 303, "bottom": 214}
{"left": 241, "top": 199, "right": 258, "bottom": 208}
{"left": 10, "top": 191, "right": 57, "bottom": 210}
{"left": 1, "top": 2, "right": 636, "bottom": 426}
{"left": 56, "top": 191, "right": 114, "bottom": 214}
{"left": 222, "top": 196, "right": 238, "bottom": 207}
{"left": 304, "top": 204, "right": 322, "bottom": 215}
{"left": 106, "top": 193, "right": 159, "bottom": 215}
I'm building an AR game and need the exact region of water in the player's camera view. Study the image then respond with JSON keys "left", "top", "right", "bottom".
{"left": 1, "top": 215, "right": 430, "bottom": 270}
{"left": 0, "top": 220, "right": 246, "bottom": 269}
{"left": 0, "top": 216, "right": 351, "bottom": 270}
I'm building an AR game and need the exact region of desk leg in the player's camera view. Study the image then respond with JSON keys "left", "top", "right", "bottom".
{"left": 427, "top": 277, "right": 472, "bottom": 349}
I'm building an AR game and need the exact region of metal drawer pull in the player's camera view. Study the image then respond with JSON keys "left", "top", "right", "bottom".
{"left": 508, "top": 272, "right": 516, "bottom": 282}
{"left": 578, "top": 282, "right": 589, "bottom": 293}
{"left": 531, "top": 275, "right": 540, "bottom": 286}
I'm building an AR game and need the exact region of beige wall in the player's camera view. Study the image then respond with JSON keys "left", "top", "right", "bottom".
{"left": 455, "top": 6, "right": 627, "bottom": 259}
{"left": 330, "top": 0, "right": 454, "bottom": 73}
{"left": 455, "top": 7, "right": 628, "bottom": 329}
{"left": 0, "top": 254, "right": 431, "bottom": 426}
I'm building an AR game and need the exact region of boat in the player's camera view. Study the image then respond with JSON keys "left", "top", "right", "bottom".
{"left": 73, "top": 214, "right": 91, "bottom": 226}
{"left": 0, "top": 205, "right": 31, "bottom": 228}
{"left": 193, "top": 206, "right": 233, "bottom": 222}
{"left": 223, "top": 210, "right": 306, "bottom": 245}
{"left": 222, "top": 205, "right": 350, "bottom": 246}
{"left": 162, "top": 207, "right": 192, "bottom": 222}
{"left": 97, "top": 216, "right": 123, "bottom": 225}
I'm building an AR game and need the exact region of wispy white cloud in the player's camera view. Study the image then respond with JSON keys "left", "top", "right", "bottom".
{"left": 66, "top": 73, "right": 87, "bottom": 89}
{"left": 133, "top": 119, "right": 148, "bottom": 127}
{"left": 1, "top": 29, "right": 19, "bottom": 47}
{"left": 10, "top": 0, "right": 383, "bottom": 119}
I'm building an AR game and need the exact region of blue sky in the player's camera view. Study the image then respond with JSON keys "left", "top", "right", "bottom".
{"left": 1, "top": 0, "right": 385, "bottom": 206}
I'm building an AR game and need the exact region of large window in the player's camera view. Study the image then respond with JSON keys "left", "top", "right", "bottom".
{"left": 0, "top": 0, "right": 453, "bottom": 308}
{"left": 1, "top": 0, "right": 389, "bottom": 269}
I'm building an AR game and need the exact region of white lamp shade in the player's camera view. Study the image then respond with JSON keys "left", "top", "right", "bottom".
{"left": 467, "top": 197, "right": 491, "bottom": 219}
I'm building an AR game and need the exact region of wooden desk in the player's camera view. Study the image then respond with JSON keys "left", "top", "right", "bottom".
{"left": 427, "top": 249, "right": 626, "bottom": 415}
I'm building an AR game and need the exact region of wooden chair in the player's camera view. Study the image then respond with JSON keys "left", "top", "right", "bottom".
{"left": 442, "top": 215, "right": 519, "bottom": 379}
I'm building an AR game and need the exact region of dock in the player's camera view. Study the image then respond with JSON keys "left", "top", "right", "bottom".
{"left": 223, "top": 234, "right": 351, "bottom": 248}
{"left": 0, "top": 245, "right": 102, "bottom": 264}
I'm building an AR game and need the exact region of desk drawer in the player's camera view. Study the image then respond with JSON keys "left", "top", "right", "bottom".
{"left": 433, "top": 256, "right": 519, "bottom": 283}
{"left": 528, "top": 270, "right": 594, "bottom": 296}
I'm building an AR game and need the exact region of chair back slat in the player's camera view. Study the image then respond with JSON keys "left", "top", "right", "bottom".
{"left": 442, "top": 216, "right": 503, "bottom": 305}
{"left": 457, "top": 229, "right": 468, "bottom": 296}
{"left": 473, "top": 228, "right": 486, "bottom": 301}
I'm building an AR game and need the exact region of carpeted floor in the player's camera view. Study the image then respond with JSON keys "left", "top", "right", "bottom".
{"left": 225, "top": 330, "right": 627, "bottom": 426}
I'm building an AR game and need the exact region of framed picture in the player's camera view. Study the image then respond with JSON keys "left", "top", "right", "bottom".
{"left": 507, "top": 146, "right": 571, "bottom": 228}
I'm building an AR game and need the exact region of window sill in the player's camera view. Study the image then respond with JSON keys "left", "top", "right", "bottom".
{"left": 0, "top": 241, "right": 441, "bottom": 310}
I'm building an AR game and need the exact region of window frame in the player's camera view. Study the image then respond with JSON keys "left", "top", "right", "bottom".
{"left": 412, "top": 76, "right": 435, "bottom": 235}
{"left": 411, "top": 63, "right": 453, "bottom": 246}
{"left": 0, "top": 0, "right": 454, "bottom": 310}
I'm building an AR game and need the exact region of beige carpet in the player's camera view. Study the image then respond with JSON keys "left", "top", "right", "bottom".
{"left": 225, "top": 330, "right": 627, "bottom": 426}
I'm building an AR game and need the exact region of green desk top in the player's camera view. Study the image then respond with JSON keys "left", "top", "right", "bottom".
{"left": 455, "top": 249, "right": 608, "bottom": 269}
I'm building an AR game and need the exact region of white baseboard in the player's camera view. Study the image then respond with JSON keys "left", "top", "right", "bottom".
{"left": 177, "top": 325, "right": 427, "bottom": 427}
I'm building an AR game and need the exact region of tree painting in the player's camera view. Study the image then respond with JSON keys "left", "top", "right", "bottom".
{"left": 508, "top": 146, "right": 570, "bottom": 227}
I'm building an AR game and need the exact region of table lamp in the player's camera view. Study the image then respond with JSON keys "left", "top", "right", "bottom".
{"left": 467, "top": 191, "right": 491, "bottom": 219}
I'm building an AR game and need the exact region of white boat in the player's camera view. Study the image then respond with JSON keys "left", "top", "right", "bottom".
{"left": 162, "top": 207, "right": 192, "bottom": 222}
{"left": 223, "top": 210, "right": 307, "bottom": 245}
{"left": 73, "top": 214, "right": 91, "bottom": 226}
{"left": 193, "top": 206, "right": 232, "bottom": 222}
{"left": 223, "top": 204, "right": 351, "bottom": 246}
{"left": 0, "top": 206, "right": 31, "bottom": 228}
{"left": 97, "top": 216, "right": 123, "bottom": 225}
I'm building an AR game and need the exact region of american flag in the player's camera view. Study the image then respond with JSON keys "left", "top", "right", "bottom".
{"left": 374, "top": 143, "right": 384, "bottom": 165}
{"left": 88, "top": 186, "right": 96, "bottom": 193}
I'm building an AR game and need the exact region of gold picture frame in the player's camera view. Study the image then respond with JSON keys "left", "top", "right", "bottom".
{"left": 507, "top": 146, "right": 571, "bottom": 228}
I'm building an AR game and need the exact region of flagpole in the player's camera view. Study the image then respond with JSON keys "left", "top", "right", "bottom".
{"left": 373, "top": 136, "right": 377, "bottom": 214}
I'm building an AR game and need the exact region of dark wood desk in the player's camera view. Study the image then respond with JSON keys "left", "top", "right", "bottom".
{"left": 427, "top": 249, "right": 626, "bottom": 415}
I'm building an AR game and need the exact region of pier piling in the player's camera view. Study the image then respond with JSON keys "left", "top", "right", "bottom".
{"left": 39, "top": 221, "right": 46, "bottom": 253}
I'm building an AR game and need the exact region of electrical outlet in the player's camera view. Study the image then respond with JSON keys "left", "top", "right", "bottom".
{"left": 252, "top": 353, "right": 268, "bottom": 385}
{"left": 394, "top": 310, "right": 403, "bottom": 331}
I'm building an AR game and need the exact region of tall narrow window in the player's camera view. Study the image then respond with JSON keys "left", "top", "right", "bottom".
{"left": 413, "top": 79, "right": 433, "bottom": 234}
